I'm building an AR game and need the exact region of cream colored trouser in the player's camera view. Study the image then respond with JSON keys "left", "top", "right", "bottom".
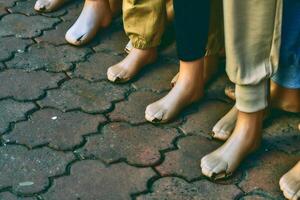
{"left": 224, "top": 0, "right": 283, "bottom": 112}
{"left": 123, "top": 0, "right": 224, "bottom": 55}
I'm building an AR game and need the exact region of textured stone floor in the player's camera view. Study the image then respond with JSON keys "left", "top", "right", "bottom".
{"left": 0, "top": 0, "right": 299, "bottom": 199}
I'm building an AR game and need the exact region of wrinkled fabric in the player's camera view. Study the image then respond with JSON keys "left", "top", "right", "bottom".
{"left": 224, "top": 0, "right": 283, "bottom": 112}
{"left": 272, "top": 0, "right": 300, "bottom": 89}
{"left": 123, "top": 0, "right": 169, "bottom": 49}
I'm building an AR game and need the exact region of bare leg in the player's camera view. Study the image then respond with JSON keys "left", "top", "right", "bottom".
{"left": 201, "top": 110, "right": 263, "bottom": 179}
{"left": 145, "top": 59, "right": 204, "bottom": 123}
{"left": 34, "top": 0, "right": 71, "bottom": 12}
{"left": 280, "top": 161, "right": 300, "bottom": 200}
{"left": 171, "top": 55, "right": 219, "bottom": 87}
{"left": 107, "top": 47, "right": 157, "bottom": 83}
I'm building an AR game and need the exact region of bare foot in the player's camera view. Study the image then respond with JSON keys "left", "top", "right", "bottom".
{"left": 171, "top": 55, "right": 219, "bottom": 87}
{"left": 107, "top": 47, "right": 157, "bottom": 83}
{"left": 34, "top": 0, "right": 71, "bottom": 12}
{"left": 201, "top": 110, "right": 263, "bottom": 180}
{"left": 212, "top": 105, "right": 238, "bottom": 141}
{"left": 145, "top": 59, "right": 204, "bottom": 123}
{"left": 271, "top": 81, "right": 300, "bottom": 113}
{"left": 65, "top": 0, "right": 112, "bottom": 46}
{"left": 280, "top": 161, "right": 300, "bottom": 200}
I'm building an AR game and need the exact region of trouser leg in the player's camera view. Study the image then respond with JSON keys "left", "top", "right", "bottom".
{"left": 123, "top": 0, "right": 167, "bottom": 49}
{"left": 224, "top": 0, "right": 283, "bottom": 112}
{"left": 174, "top": 0, "right": 210, "bottom": 61}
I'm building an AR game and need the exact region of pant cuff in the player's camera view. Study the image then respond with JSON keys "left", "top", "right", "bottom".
{"left": 235, "top": 80, "right": 268, "bottom": 113}
{"left": 130, "top": 36, "right": 160, "bottom": 49}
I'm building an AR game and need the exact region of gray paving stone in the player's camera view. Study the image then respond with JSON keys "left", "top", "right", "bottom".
{"left": 42, "top": 160, "right": 155, "bottom": 200}
{"left": 0, "top": 99, "right": 35, "bottom": 134}
{"left": 109, "top": 91, "right": 164, "bottom": 124}
{"left": 0, "top": 0, "right": 15, "bottom": 17}
{"left": 4, "top": 108, "right": 106, "bottom": 150}
{"left": 0, "top": 14, "right": 60, "bottom": 38}
{"left": 8, "top": 0, "right": 66, "bottom": 17}
{"left": 0, "top": 69, "right": 65, "bottom": 100}
{"left": 239, "top": 150, "right": 299, "bottom": 199}
{"left": 263, "top": 114, "right": 300, "bottom": 154}
{"left": 0, "top": 37, "right": 32, "bottom": 61}
{"left": 92, "top": 21, "right": 128, "bottom": 55}
{"left": 156, "top": 135, "right": 220, "bottom": 181}
{"left": 6, "top": 43, "right": 91, "bottom": 72}
{"left": 0, "top": 192, "right": 36, "bottom": 200}
{"left": 137, "top": 177, "right": 242, "bottom": 200}
{"left": 70, "top": 52, "right": 123, "bottom": 81}
{"left": 180, "top": 101, "right": 232, "bottom": 137}
{"left": 0, "top": 145, "right": 74, "bottom": 195}
{"left": 132, "top": 61, "right": 178, "bottom": 92}
{"left": 76, "top": 122, "right": 178, "bottom": 166}
{"left": 38, "top": 79, "right": 128, "bottom": 113}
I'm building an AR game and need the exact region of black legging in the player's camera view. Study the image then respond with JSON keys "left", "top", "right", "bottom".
{"left": 174, "top": 0, "right": 210, "bottom": 61}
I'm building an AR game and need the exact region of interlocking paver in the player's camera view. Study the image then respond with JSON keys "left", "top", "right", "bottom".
{"left": 264, "top": 114, "right": 300, "bottom": 153}
{"left": 137, "top": 177, "right": 242, "bottom": 200}
{"left": 8, "top": 0, "right": 66, "bottom": 17}
{"left": 156, "top": 135, "right": 243, "bottom": 183}
{"left": 0, "top": 192, "right": 36, "bottom": 200}
{"left": 180, "top": 100, "right": 232, "bottom": 137}
{"left": 132, "top": 61, "right": 178, "bottom": 92}
{"left": 93, "top": 21, "right": 129, "bottom": 55}
{"left": 42, "top": 160, "right": 155, "bottom": 200}
{"left": 0, "top": 37, "right": 32, "bottom": 61}
{"left": 0, "top": 99, "right": 35, "bottom": 134}
{"left": 76, "top": 122, "right": 178, "bottom": 166}
{"left": 0, "top": 0, "right": 15, "bottom": 17}
{"left": 3, "top": 108, "right": 106, "bottom": 150}
{"left": 0, "top": 69, "right": 65, "bottom": 100}
{"left": 109, "top": 91, "right": 164, "bottom": 124}
{"left": 35, "top": 2, "right": 83, "bottom": 45}
{"left": 0, "top": 14, "right": 60, "bottom": 38}
{"left": 0, "top": 145, "right": 74, "bottom": 195}
{"left": 239, "top": 150, "right": 299, "bottom": 199}
{"left": 38, "top": 78, "right": 128, "bottom": 113}
{"left": 71, "top": 51, "right": 123, "bottom": 81}
{"left": 156, "top": 135, "right": 219, "bottom": 180}
{"left": 6, "top": 43, "right": 91, "bottom": 72}
{"left": 240, "top": 194, "right": 273, "bottom": 200}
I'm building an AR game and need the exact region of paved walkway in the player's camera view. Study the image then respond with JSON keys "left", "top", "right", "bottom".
{"left": 0, "top": 0, "right": 299, "bottom": 199}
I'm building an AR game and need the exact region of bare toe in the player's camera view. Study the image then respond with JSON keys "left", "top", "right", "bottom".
{"left": 107, "top": 65, "right": 128, "bottom": 83}
{"left": 145, "top": 103, "right": 166, "bottom": 123}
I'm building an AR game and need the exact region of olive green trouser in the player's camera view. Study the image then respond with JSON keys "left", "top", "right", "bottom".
{"left": 123, "top": 0, "right": 224, "bottom": 55}
{"left": 224, "top": 0, "right": 283, "bottom": 112}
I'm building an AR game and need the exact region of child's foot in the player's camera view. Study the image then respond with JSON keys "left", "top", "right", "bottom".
{"left": 34, "top": 0, "right": 71, "bottom": 12}
{"left": 145, "top": 59, "right": 204, "bottom": 123}
{"left": 107, "top": 47, "right": 157, "bottom": 83}
{"left": 212, "top": 106, "right": 238, "bottom": 141}
{"left": 201, "top": 110, "right": 263, "bottom": 180}
{"left": 65, "top": 0, "right": 112, "bottom": 46}
{"left": 280, "top": 161, "right": 300, "bottom": 200}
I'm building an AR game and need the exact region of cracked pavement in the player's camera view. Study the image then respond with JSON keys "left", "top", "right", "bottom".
{"left": 0, "top": 0, "right": 299, "bottom": 199}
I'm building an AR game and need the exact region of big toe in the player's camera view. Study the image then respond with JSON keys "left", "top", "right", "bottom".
{"left": 212, "top": 126, "right": 232, "bottom": 141}
{"left": 34, "top": 0, "right": 50, "bottom": 11}
{"left": 107, "top": 65, "right": 128, "bottom": 83}
{"left": 65, "top": 28, "right": 89, "bottom": 46}
{"left": 201, "top": 154, "right": 229, "bottom": 179}
{"left": 145, "top": 103, "right": 165, "bottom": 123}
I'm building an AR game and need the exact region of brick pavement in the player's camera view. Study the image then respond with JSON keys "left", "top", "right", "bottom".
{"left": 0, "top": 0, "right": 299, "bottom": 199}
